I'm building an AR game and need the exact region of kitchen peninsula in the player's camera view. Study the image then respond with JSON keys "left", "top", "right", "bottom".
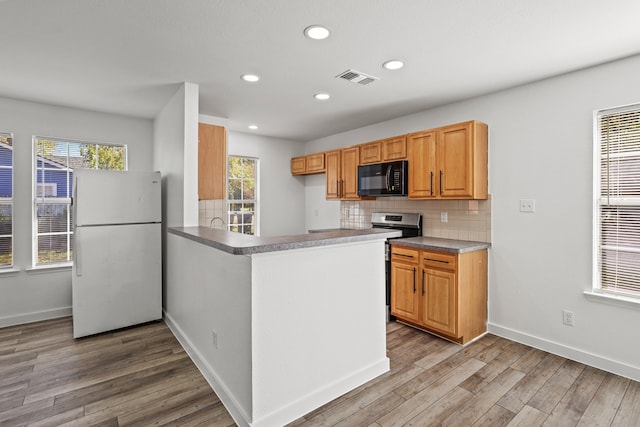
{"left": 165, "top": 226, "right": 400, "bottom": 427}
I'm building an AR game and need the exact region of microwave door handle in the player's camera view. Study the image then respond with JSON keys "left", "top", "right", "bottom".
{"left": 386, "top": 165, "right": 392, "bottom": 192}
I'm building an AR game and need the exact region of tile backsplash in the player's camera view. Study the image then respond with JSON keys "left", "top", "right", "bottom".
{"left": 198, "top": 199, "right": 227, "bottom": 229}
{"left": 341, "top": 197, "right": 492, "bottom": 243}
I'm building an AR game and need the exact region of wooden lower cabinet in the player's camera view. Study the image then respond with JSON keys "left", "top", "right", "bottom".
{"left": 390, "top": 246, "right": 420, "bottom": 322}
{"left": 391, "top": 245, "right": 487, "bottom": 345}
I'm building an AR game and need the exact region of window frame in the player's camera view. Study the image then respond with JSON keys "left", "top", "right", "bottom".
{"left": 226, "top": 155, "right": 259, "bottom": 236}
{"left": 0, "top": 132, "right": 13, "bottom": 269}
{"left": 32, "top": 136, "right": 127, "bottom": 267}
{"left": 592, "top": 103, "right": 640, "bottom": 303}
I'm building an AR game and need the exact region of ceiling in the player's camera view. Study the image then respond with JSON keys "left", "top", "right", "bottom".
{"left": 2, "top": 0, "right": 640, "bottom": 142}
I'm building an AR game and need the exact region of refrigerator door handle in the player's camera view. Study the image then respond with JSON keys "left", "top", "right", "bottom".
{"left": 75, "top": 230, "right": 82, "bottom": 276}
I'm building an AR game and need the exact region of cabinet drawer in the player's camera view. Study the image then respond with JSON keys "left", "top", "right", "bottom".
{"left": 422, "top": 251, "right": 457, "bottom": 271}
{"left": 391, "top": 246, "right": 419, "bottom": 264}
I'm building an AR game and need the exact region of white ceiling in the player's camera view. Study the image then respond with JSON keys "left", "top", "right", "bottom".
{"left": 2, "top": 0, "right": 640, "bottom": 142}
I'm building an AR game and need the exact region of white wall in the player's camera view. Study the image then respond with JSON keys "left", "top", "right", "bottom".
{"left": 303, "top": 54, "right": 640, "bottom": 380}
{"left": 0, "top": 96, "right": 153, "bottom": 327}
{"left": 153, "top": 82, "right": 199, "bottom": 229}
{"left": 227, "top": 131, "right": 306, "bottom": 236}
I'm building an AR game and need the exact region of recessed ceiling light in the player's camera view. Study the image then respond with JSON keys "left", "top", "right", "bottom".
{"left": 314, "top": 93, "right": 331, "bottom": 101}
{"left": 304, "top": 25, "right": 331, "bottom": 40}
{"left": 248, "top": 124, "right": 258, "bottom": 130}
{"left": 241, "top": 74, "right": 261, "bottom": 83}
{"left": 382, "top": 60, "right": 405, "bottom": 70}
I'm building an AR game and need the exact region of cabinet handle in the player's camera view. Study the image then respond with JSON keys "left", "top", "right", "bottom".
{"left": 393, "top": 253, "right": 415, "bottom": 259}
{"left": 422, "top": 270, "right": 425, "bottom": 295}
{"left": 413, "top": 267, "right": 417, "bottom": 293}
{"left": 424, "top": 258, "right": 449, "bottom": 264}
{"left": 336, "top": 180, "right": 340, "bottom": 198}
{"left": 430, "top": 171, "right": 434, "bottom": 196}
{"left": 439, "top": 170, "right": 443, "bottom": 195}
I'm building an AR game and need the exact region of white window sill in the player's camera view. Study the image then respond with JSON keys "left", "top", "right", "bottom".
{"left": 0, "top": 267, "right": 21, "bottom": 276}
{"left": 583, "top": 290, "right": 640, "bottom": 310}
{"left": 25, "top": 263, "right": 72, "bottom": 274}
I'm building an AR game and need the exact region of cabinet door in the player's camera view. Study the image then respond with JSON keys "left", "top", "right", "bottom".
{"left": 360, "top": 141, "right": 382, "bottom": 164}
{"left": 437, "top": 122, "right": 473, "bottom": 198}
{"left": 306, "top": 153, "right": 325, "bottom": 173}
{"left": 291, "top": 156, "right": 306, "bottom": 175}
{"left": 325, "top": 150, "right": 341, "bottom": 199}
{"left": 382, "top": 136, "right": 407, "bottom": 161}
{"left": 341, "top": 147, "right": 360, "bottom": 199}
{"left": 407, "top": 131, "right": 436, "bottom": 198}
{"left": 422, "top": 268, "right": 457, "bottom": 336}
{"left": 198, "top": 123, "right": 227, "bottom": 200}
{"left": 391, "top": 262, "right": 420, "bottom": 322}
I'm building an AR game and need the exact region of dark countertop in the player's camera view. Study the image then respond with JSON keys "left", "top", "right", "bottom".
{"left": 169, "top": 226, "right": 402, "bottom": 255}
{"left": 391, "top": 236, "right": 491, "bottom": 253}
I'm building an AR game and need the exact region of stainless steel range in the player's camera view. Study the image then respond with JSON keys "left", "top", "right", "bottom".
{"left": 371, "top": 212, "right": 422, "bottom": 322}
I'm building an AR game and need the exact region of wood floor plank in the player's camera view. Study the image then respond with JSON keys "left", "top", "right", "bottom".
{"left": 577, "top": 372, "right": 630, "bottom": 426}
{"left": 376, "top": 358, "right": 486, "bottom": 427}
{"left": 3, "top": 317, "right": 640, "bottom": 427}
{"left": 439, "top": 368, "right": 525, "bottom": 426}
{"left": 611, "top": 380, "right": 640, "bottom": 427}
{"left": 300, "top": 363, "right": 426, "bottom": 426}
{"left": 402, "top": 386, "right": 473, "bottom": 426}
{"left": 542, "top": 365, "right": 607, "bottom": 426}
{"left": 527, "top": 358, "right": 586, "bottom": 414}
{"left": 471, "top": 404, "right": 516, "bottom": 427}
{"left": 459, "top": 340, "right": 529, "bottom": 394}
{"left": 497, "top": 352, "right": 566, "bottom": 413}
{"left": 506, "top": 405, "right": 549, "bottom": 426}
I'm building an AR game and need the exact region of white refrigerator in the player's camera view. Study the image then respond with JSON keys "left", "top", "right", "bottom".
{"left": 72, "top": 169, "right": 162, "bottom": 338}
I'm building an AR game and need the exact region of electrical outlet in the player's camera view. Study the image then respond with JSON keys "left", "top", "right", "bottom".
{"left": 441, "top": 212, "right": 448, "bottom": 223}
{"left": 212, "top": 330, "right": 218, "bottom": 348}
{"left": 562, "top": 309, "right": 575, "bottom": 326}
{"left": 519, "top": 199, "right": 536, "bottom": 213}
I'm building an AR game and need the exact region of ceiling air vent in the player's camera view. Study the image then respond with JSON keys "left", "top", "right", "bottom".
{"left": 335, "top": 69, "right": 379, "bottom": 85}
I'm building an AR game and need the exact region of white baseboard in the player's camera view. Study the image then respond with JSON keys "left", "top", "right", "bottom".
{"left": 164, "top": 310, "right": 390, "bottom": 427}
{"left": 488, "top": 322, "right": 640, "bottom": 382}
{"left": 252, "top": 358, "right": 390, "bottom": 427}
{"left": 163, "top": 311, "right": 252, "bottom": 427}
{"left": 0, "top": 307, "right": 71, "bottom": 328}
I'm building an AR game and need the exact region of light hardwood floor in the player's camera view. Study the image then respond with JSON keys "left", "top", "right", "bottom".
{"left": 1, "top": 318, "right": 639, "bottom": 426}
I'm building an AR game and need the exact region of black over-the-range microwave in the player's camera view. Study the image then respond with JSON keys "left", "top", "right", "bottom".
{"left": 357, "top": 160, "right": 408, "bottom": 197}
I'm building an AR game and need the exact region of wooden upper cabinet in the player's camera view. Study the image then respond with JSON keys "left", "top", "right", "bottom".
{"left": 407, "top": 120, "right": 488, "bottom": 200}
{"left": 198, "top": 123, "right": 227, "bottom": 200}
{"left": 360, "top": 137, "right": 406, "bottom": 164}
{"left": 407, "top": 131, "right": 437, "bottom": 198}
{"left": 325, "top": 150, "right": 341, "bottom": 199}
{"left": 360, "top": 141, "right": 382, "bottom": 164}
{"left": 306, "top": 152, "right": 325, "bottom": 173}
{"left": 291, "top": 156, "right": 306, "bottom": 175}
{"left": 325, "top": 147, "right": 362, "bottom": 200}
{"left": 382, "top": 136, "right": 407, "bottom": 161}
{"left": 291, "top": 153, "right": 325, "bottom": 175}
{"left": 341, "top": 146, "right": 360, "bottom": 199}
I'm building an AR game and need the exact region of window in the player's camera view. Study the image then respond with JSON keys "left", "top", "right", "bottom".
{"left": 34, "top": 137, "right": 126, "bottom": 266}
{"left": 0, "top": 132, "right": 13, "bottom": 268}
{"left": 594, "top": 104, "right": 640, "bottom": 298}
{"left": 227, "top": 156, "right": 258, "bottom": 235}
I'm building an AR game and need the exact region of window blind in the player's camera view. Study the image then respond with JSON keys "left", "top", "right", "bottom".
{"left": 597, "top": 106, "right": 640, "bottom": 296}
{"left": 0, "top": 132, "right": 13, "bottom": 267}
{"left": 34, "top": 137, "right": 126, "bottom": 266}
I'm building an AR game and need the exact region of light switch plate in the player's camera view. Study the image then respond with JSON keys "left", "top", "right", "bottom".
{"left": 519, "top": 199, "right": 535, "bottom": 213}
